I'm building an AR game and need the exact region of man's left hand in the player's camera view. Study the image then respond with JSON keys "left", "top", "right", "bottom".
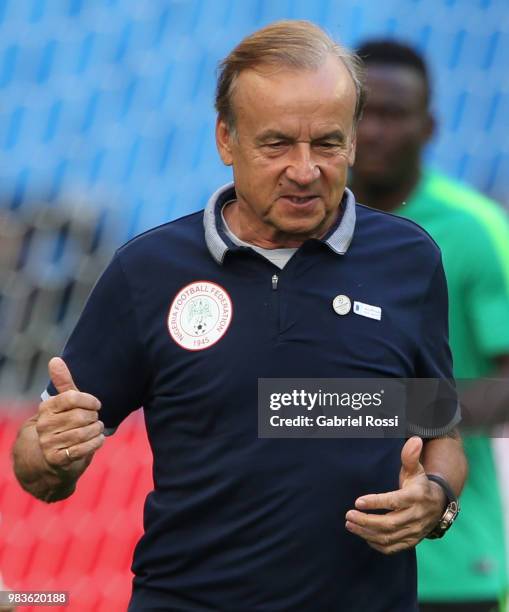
{"left": 345, "top": 436, "right": 446, "bottom": 555}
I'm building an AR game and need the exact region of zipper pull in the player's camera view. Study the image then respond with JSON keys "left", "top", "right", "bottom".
{"left": 272, "top": 274, "right": 279, "bottom": 290}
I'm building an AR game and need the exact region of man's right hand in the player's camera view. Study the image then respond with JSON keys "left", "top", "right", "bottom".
{"left": 36, "top": 357, "right": 105, "bottom": 473}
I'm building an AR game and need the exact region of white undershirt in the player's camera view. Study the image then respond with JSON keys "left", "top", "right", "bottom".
{"left": 221, "top": 203, "right": 297, "bottom": 270}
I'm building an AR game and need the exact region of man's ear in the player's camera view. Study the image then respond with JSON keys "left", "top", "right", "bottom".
{"left": 216, "top": 117, "right": 234, "bottom": 166}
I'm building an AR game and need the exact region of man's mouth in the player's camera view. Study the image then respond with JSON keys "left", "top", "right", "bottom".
{"left": 281, "top": 195, "right": 319, "bottom": 204}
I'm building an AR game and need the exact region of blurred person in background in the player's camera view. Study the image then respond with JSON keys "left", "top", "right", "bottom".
{"left": 351, "top": 39, "right": 509, "bottom": 612}
{"left": 12, "top": 22, "right": 467, "bottom": 611}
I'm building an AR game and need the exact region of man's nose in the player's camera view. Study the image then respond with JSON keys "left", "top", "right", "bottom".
{"left": 285, "top": 143, "right": 320, "bottom": 185}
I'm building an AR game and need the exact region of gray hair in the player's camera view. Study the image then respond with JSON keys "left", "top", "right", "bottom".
{"left": 215, "top": 20, "right": 366, "bottom": 135}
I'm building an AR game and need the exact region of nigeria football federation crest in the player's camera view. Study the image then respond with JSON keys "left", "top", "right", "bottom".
{"left": 167, "top": 281, "right": 233, "bottom": 350}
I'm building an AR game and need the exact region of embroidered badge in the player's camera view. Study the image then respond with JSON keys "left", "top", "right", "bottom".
{"left": 167, "top": 281, "right": 233, "bottom": 350}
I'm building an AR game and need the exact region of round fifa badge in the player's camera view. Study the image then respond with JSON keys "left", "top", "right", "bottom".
{"left": 332, "top": 294, "right": 351, "bottom": 316}
{"left": 167, "top": 281, "right": 233, "bottom": 351}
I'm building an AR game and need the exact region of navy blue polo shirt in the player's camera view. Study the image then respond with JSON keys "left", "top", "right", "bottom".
{"left": 47, "top": 183, "right": 456, "bottom": 611}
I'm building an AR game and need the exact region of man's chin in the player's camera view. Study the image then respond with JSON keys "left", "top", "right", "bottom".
{"left": 270, "top": 216, "right": 332, "bottom": 242}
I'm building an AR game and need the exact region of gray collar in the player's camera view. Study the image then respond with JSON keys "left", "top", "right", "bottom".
{"left": 204, "top": 182, "right": 357, "bottom": 264}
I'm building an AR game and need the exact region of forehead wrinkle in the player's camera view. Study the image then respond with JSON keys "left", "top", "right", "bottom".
{"left": 231, "top": 58, "right": 357, "bottom": 131}
{"left": 255, "top": 127, "right": 347, "bottom": 146}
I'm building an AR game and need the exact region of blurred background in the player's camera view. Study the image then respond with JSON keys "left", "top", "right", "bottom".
{"left": 0, "top": 1, "right": 507, "bottom": 610}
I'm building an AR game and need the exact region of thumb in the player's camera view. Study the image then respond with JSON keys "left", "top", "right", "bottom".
{"left": 400, "top": 436, "right": 424, "bottom": 478}
{"left": 49, "top": 357, "right": 78, "bottom": 394}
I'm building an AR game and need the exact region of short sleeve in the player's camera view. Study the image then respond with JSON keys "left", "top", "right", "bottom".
{"left": 466, "top": 224, "right": 509, "bottom": 357}
{"left": 44, "top": 253, "right": 150, "bottom": 433}
{"left": 410, "top": 257, "right": 461, "bottom": 437}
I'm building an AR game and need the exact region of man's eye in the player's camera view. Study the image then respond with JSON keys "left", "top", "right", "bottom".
{"left": 315, "top": 142, "right": 340, "bottom": 148}
{"left": 267, "top": 142, "right": 289, "bottom": 148}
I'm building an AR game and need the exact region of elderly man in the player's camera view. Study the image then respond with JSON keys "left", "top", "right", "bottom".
{"left": 13, "top": 21, "right": 466, "bottom": 611}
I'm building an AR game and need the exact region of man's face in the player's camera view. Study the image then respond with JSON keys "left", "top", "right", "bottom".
{"left": 353, "top": 64, "right": 433, "bottom": 190}
{"left": 216, "top": 55, "right": 357, "bottom": 245}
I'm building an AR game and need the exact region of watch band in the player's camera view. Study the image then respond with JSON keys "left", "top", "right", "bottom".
{"left": 425, "top": 473, "right": 460, "bottom": 539}
{"left": 426, "top": 474, "right": 456, "bottom": 507}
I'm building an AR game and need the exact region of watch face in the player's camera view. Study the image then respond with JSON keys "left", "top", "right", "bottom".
{"left": 428, "top": 501, "right": 460, "bottom": 539}
{"left": 445, "top": 501, "right": 460, "bottom": 522}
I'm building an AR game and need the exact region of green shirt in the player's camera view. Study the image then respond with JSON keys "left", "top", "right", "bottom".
{"left": 395, "top": 170, "right": 509, "bottom": 601}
